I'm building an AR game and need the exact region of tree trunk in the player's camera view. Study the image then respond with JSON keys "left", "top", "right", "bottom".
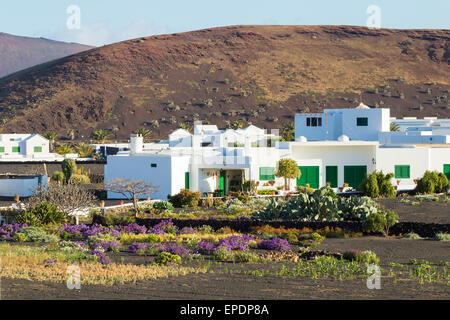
{"left": 133, "top": 195, "right": 139, "bottom": 217}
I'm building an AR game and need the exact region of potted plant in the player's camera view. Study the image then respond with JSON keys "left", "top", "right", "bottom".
{"left": 100, "top": 200, "right": 105, "bottom": 208}
{"left": 119, "top": 200, "right": 124, "bottom": 205}
{"left": 343, "top": 183, "right": 349, "bottom": 188}
{"left": 396, "top": 180, "right": 401, "bottom": 186}
{"left": 413, "top": 179, "right": 418, "bottom": 185}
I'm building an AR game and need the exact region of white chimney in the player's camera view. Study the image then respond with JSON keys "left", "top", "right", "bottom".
{"left": 130, "top": 134, "right": 143, "bottom": 154}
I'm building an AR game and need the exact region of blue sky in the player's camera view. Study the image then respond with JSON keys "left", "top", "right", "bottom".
{"left": 1, "top": 0, "right": 449, "bottom": 46}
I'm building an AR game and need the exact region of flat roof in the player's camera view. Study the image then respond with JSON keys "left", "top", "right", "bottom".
{"left": 290, "top": 140, "right": 379, "bottom": 147}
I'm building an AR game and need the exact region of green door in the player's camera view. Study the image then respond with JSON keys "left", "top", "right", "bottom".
{"left": 344, "top": 166, "right": 367, "bottom": 189}
{"left": 297, "top": 166, "right": 319, "bottom": 189}
{"left": 184, "top": 172, "right": 190, "bottom": 190}
{"left": 219, "top": 170, "right": 226, "bottom": 196}
{"left": 444, "top": 164, "right": 450, "bottom": 180}
{"left": 326, "top": 166, "right": 338, "bottom": 188}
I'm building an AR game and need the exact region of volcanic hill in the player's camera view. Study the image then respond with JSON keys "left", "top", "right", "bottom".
{"left": 0, "top": 25, "right": 448, "bottom": 141}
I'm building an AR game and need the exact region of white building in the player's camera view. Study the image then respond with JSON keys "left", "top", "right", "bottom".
{"left": 0, "top": 134, "right": 69, "bottom": 161}
{"left": 0, "top": 174, "right": 48, "bottom": 197}
{"left": 105, "top": 105, "right": 450, "bottom": 199}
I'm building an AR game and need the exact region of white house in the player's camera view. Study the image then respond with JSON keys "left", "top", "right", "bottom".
{"left": 0, "top": 134, "right": 69, "bottom": 161}
{"left": 105, "top": 124, "right": 290, "bottom": 199}
{"left": 0, "top": 174, "right": 48, "bottom": 197}
{"left": 105, "top": 105, "right": 450, "bottom": 199}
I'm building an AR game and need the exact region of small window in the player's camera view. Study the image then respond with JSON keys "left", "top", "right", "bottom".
{"left": 395, "top": 165, "right": 410, "bottom": 179}
{"left": 306, "top": 118, "right": 311, "bottom": 127}
{"left": 357, "top": 117, "right": 368, "bottom": 126}
{"left": 151, "top": 163, "right": 157, "bottom": 168}
{"left": 259, "top": 167, "right": 275, "bottom": 181}
{"left": 12, "top": 146, "right": 20, "bottom": 153}
{"left": 34, "top": 146, "right": 42, "bottom": 153}
{"left": 318, "top": 118, "right": 322, "bottom": 126}
{"left": 311, "top": 117, "right": 317, "bottom": 127}
{"left": 0, "top": 147, "right": 4, "bottom": 153}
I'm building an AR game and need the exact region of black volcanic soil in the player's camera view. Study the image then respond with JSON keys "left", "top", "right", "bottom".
{"left": 1, "top": 237, "right": 449, "bottom": 300}
{"left": 377, "top": 196, "right": 450, "bottom": 224}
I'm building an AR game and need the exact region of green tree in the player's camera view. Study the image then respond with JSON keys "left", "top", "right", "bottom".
{"left": 91, "top": 129, "right": 112, "bottom": 143}
{"left": 275, "top": 158, "right": 301, "bottom": 191}
{"left": 55, "top": 144, "right": 74, "bottom": 155}
{"left": 390, "top": 122, "right": 400, "bottom": 132}
{"left": 75, "top": 142, "right": 95, "bottom": 158}
{"left": 226, "top": 120, "right": 245, "bottom": 130}
{"left": 281, "top": 121, "right": 295, "bottom": 141}
{"left": 61, "top": 159, "right": 77, "bottom": 182}
{"left": 43, "top": 131, "right": 57, "bottom": 151}
{"left": 178, "top": 123, "right": 193, "bottom": 133}
{"left": 133, "top": 128, "right": 152, "bottom": 142}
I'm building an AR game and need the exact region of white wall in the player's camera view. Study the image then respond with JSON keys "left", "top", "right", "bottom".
{"left": 376, "top": 146, "right": 450, "bottom": 190}
{"left": 0, "top": 175, "right": 48, "bottom": 197}
{"left": 291, "top": 144, "right": 377, "bottom": 188}
{"left": 105, "top": 155, "right": 173, "bottom": 200}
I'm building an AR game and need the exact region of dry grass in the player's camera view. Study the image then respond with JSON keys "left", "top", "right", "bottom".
{"left": 0, "top": 243, "right": 207, "bottom": 286}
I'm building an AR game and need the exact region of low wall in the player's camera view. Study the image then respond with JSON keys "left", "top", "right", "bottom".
{"left": 134, "top": 218, "right": 450, "bottom": 237}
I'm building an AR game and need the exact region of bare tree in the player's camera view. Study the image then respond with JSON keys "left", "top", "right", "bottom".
{"left": 105, "top": 178, "right": 159, "bottom": 216}
{"left": 25, "top": 184, "right": 97, "bottom": 218}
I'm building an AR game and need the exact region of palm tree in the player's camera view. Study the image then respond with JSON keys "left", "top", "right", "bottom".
{"left": 55, "top": 143, "right": 74, "bottom": 155}
{"left": 133, "top": 128, "right": 152, "bottom": 142}
{"left": 75, "top": 142, "right": 95, "bottom": 158}
{"left": 91, "top": 129, "right": 112, "bottom": 143}
{"left": 281, "top": 121, "right": 295, "bottom": 141}
{"left": 178, "top": 123, "right": 193, "bottom": 133}
{"left": 43, "top": 131, "right": 57, "bottom": 151}
{"left": 390, "top": 123, "right": 400, "bottom": 132}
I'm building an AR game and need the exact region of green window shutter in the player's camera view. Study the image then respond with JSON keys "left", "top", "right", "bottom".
{"left": 259, "top": 167, "right": 275, "bottom": 180}
{"left": 0, "top": 146, "right": 4, "bottom": 152}
{"left": 184, "top": 172, "right": 190, "bottom": 190}
{"left": 34, "top": 146, "right": 42, "bottom": 153}
{"left": 395, "top": 165, "right": 410, "bottom": 179}
{"left": 12, "top": 146, "right": 20, "bottom": 153}
{"left": 297, "top": 166, "right": 320, "bottom": 189}
{"left": 344, "top": 166, "right": 367, "bottom": 188}
{"left": 356, "top": 117, "right": 368, "bottom": 126}
{"left": 326, "top": 166, "right": 338, "bottom": 188}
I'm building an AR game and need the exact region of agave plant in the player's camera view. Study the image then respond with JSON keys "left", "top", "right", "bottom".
{"left": 91, "top": 129, "right": 112, "bottom": 143}
{"left": 55, "top": 143, "right": 74, "bottom": 155}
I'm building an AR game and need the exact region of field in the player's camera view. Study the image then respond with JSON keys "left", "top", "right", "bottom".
{"left": 0, "top": 191, "right": 449, "bottom": 300}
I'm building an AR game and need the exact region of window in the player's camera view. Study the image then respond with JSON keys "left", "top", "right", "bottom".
{"left": 12, "top": 146, "right": 20, "bottom": 153}
{"left": 306, "top": 117, "right": 322, "bottom": 127}
{"left": 395, "top": 165, "right": 410, "bottom": 179}
{"left": 151, "top": 163, "right": 157, "bottom": 168}
{"left": 34, "top": 146, "right": 42, "bottom": 153}
{"left": 259, "top": 167, "right": 275, "bottom": 180}
{"left": 357, "top": 117, "right": 368, "bottom": 126}
{"left": 0, "top": 147, "right": 4, "bottom": 153}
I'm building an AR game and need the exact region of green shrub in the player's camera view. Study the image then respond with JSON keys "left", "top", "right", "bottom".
{"left": 104, "top": 212, "right": 135, "bottom": 226}
{"left": 433, "top": 233, "right": 450, "bottom": 241}
{"left": 343, "top": 250, "right": 379, "bottom": 264}
{"left": 416, "top": 170, "right": 449, "bottom": 194}
{"left": 153, "top": 201, "right": 174, "bottom": 212}
{"left": 253, "top": 187, "right": 379, "bottom": 222}
{"left": 360, "top": 171, "right": 395, "bottom": 198}
{"left": 16, "top": 201, "right": 66, "bottom": 226}
{"left": 168, "top": 189, "right": 201, "bottom": 207}
{"left": 61, "top": 159, "right": 77, "bottom": 182}
{"left": 296, "top": 186, "right": 315, "bottom": 194}
{"left": 213, "top": 248, "right": 235, "bottom": 261}
{"left": 402, "top": 232, "right": 423, "bottom": 240}
{"left": 155, "top": 252, "right": 182, "bottom": 265}
{"left": 69, "top": 174, "right": 91, "bottom": 184}
{"left": 13, "top": 233, "right": 27, "bottom": 242}
{"left": 21, "top": 226, "right": 60, "bottom": 242}
{"left": 234, "top": 251, "right": 259, "bottom": 263}
{"left": 362, "top": 209, "right": 398, "bottom": 236}
{"left": 257, "top": 189, "right": 277, "bottom": 195}
{"left": 51, "top": 171, "right": 65, "bottom": 183}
